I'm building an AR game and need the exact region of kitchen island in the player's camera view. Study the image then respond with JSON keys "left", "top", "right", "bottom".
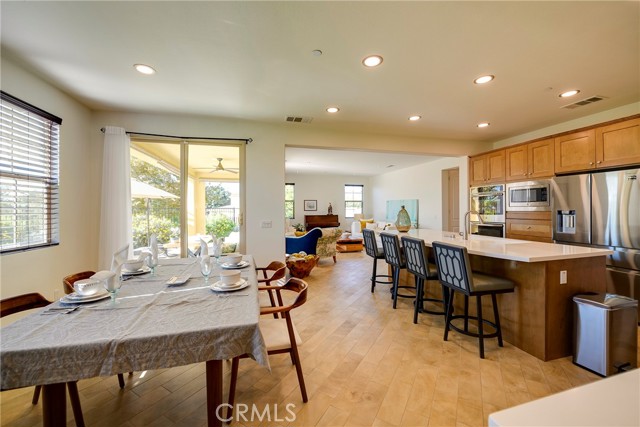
{"left": 396, "top": 229, "right": 612, "bottom": 361}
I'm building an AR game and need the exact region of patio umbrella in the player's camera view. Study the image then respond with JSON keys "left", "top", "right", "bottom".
{"left": 131, "top": 179, "right": 179, "bottom": 243}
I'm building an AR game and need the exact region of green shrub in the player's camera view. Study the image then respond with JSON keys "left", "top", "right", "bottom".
{"left": 205, "top": 214, "right": 236, "bottom": 239}
{"left": 133, "top": 215, "right": 173, "bottom": 248}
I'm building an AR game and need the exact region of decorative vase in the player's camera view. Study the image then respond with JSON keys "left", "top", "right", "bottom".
{"left": 395, "top": 205, "right": 411, "bottom": 232}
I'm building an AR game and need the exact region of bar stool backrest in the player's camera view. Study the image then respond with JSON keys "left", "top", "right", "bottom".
{"left": 380, "top": 232, "right": 404, "bottom": 268}
{"left": 432, "top": 241, "right": 474, "bottom": 295}
{"left": 362, "top": 228, "right": 382, "bottom": 258}
{"left": 401, "top": 236, "right": 433, "bottom": 280}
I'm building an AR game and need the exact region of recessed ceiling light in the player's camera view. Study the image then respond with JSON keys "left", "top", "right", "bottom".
{"left": 408, "top": 115, "right": 421, "bottom": 121}
{"left": 477, "top": 122, "right": 490, "bottom": 128}
{"left": 559, "top": 89, "right": 580, "bottom": 98}
{"left": 312, "top": 49, "right": 323, "bottom": 57}
{"left": 134, "top": 64, "right": 156, "bottom": 75}
{"left": 326, "top": 107, "right": 339, "bottom": 113}
{"left": 474, "top": 75, "right": 494, "bottom": 84}
{"left": 362, "top": 55, "right": 383, "bottom": 67}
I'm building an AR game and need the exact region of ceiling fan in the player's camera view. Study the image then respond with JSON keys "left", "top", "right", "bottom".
{"left": 207, "top": 158, "right": 238, "bottom": 174}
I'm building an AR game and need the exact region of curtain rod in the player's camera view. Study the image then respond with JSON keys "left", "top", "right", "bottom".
{"left": 100, "top": 128, "right": 252, "bottom": 144}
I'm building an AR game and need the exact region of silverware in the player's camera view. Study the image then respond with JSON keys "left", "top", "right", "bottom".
{"left": 42, "top": 307, "right": 78, "bottom": 315}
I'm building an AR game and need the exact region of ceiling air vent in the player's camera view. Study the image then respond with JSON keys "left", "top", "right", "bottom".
{"left": 285, "top": 116, "right": 313, "bottom": 123}
{"left": 562, "top": 96, "right": 606, "bottom": 110}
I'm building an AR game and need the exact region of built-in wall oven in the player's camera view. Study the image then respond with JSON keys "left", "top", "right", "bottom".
{"left": 470, "top": 184, "right": 505, "bottom": 238}
{"left": 506, "top": 180, "right": 551, "bottom": 211}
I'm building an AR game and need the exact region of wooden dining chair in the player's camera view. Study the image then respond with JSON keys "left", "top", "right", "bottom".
{"left": 227, "top": 278, "right": 309, "bottom": 420}
{"left": 63, "top": 271, "right": 130, "bottom": 389}
{"left": 1, "top": 293, "right": 85, "bottom": 427}
{"left": 255, "top": 261, "right": 286, "bottom": 317}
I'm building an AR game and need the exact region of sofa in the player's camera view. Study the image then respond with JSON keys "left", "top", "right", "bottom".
{"left": 285, "top": 227, "right": 323, "bottom": 255}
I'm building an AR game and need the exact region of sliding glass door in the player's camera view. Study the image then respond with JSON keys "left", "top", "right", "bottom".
{"left": 129, "top": 138, "right": 244, "bottom": 257}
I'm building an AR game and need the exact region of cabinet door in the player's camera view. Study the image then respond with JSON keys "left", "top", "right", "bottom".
{"left": 528, "top": 138, "right": 555, "bottom": 178}
{"left": 469, "top": 155, "right": 487, "bottom": 186}
{"left": 506, "top": 219, "right": 552, "bottom": 243}
{"left": 554, "top": 130, "right": 596, "bottom": 173}
{"left": 595, "top": 118, "right": 640, "bottom": 168}
{"left": 506, "top": 145, "right": 528, "bottom": 181}
{"left": 486, "top": 150, "right": 505, "bottom": 183}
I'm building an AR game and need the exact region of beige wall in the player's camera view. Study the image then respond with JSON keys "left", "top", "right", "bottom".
{"left": 1, "top": 58, "right": 100, "bottom": 303}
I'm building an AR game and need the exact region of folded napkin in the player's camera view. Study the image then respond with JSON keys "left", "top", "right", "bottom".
{"left": 199, "top": 238, "right": 209, "bottom": 257}
{"left": 91, "top": 270, "right": 117, "bottom": 288}
{"left": 150, "top": 234, "right": 158, "bottom": 263}
{"left": 111, "top": 244, "right": 129, "bottom": 273}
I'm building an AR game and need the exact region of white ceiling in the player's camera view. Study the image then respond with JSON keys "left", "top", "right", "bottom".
{"left": 2, "top": 1, "right": 639, "bottom": 174}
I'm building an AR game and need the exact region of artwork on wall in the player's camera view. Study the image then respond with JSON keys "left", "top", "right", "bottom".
{"left": 386, "top": 199, "right": 419, "bottom": 228}
{"left": 304, "top": 200, "right": 317, "bottom": 211}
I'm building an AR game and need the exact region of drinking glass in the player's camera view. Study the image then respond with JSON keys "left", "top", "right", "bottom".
{"left": 201, "top": 256, "right": 215, "bottom": 283}
{"left": 212, "top": 241, "right": 223, "bottom": 264}
{"left": 147, "top": 255, "right": 159, "bottom": 276}
{"left": 103, "top": 275, "right": 122, "bottom": 305}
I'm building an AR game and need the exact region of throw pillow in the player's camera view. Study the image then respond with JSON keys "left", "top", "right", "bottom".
{"left": 360, "top": 218, "right": 374, "bottom": 230}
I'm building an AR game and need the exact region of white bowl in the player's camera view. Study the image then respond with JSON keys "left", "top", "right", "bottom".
{"left": 219, "top": 270, "right": 241, "bottom": 286}
{"left": 225, "top": 254, "right": 243, "bottom": 266}
{"left": 73, "top": 279, "right": 101, "bottom": 296}
{"left": 123, "top": 259, "right": 144, "bottom": 272}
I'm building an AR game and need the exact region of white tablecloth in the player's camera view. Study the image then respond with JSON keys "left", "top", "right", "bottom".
{"left": 1, "top": 257, "right": 268, "bottom": 390}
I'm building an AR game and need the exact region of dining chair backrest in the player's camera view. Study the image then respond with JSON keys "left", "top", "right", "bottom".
{"left": 260, "top": 278, "right": 308, "bottom": 316}
{"left": 431, "top": 241, "right": 474, "bottom": 295}
{"left": 257, "top": 261, "right": 286, "bottom": 283}
{"left": 362, "top": 228, "right": 382, "bottom": 258}
{"left": 63, "top": 271, "right": 96, "bottom": 294}
{"left": 1, "top": 293, "right": 51, "bottom": 318}
{"left": 380, "top": 232, "right": 404, "bottom": 268}
{"left": 401, "top": 236, "right": 434, "bottom": 280}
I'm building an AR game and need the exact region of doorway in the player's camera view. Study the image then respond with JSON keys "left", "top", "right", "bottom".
{"left": 129, "top": 139, "right": 245, "bottom": 257}
{"left": 442, "top": 168, "right": 460, "bottom": 233}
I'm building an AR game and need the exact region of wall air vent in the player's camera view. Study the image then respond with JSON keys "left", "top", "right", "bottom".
{"left": 285, "top": 116, "right": 313, "bottom": 123}
{"left": 562, "top": 96, "right": 606, "bottom": 109}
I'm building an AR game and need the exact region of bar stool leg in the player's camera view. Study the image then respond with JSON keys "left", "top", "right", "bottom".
{"left": 443, "top": 291, "right": 454, "bottom": 341}
{"left": 463, "top": 296, "right": 469, "bottom": 332}
{"left": 392, "top": 266, "right": 400, "bottom": 308}
{"left": 413, "top": 277, "right": 423, "bottom": 324}
{"left": 371, "top": 259, "right": 378, "bottom": 293}
{"left": 476, "top": 296, "right": 485, "bottom": 359}
{"left": 492, "top": 293, "right": 504, "bottom": 347}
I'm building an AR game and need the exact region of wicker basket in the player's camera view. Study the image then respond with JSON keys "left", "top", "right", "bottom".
{"left": 286, "top": 255, "right": 319, "bottom": 278}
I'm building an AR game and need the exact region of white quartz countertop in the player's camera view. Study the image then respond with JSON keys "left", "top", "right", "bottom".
{"left": 488, "top": 369, "right": 640, "bottom": 426}
{"left": 391, "top": 229, "right": 612, "bottom": 263}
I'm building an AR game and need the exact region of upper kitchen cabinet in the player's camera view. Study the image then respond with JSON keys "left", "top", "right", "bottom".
{"left": 469, "top": 150, "right": 505, "bottom": 186}
{"left": 555, "top": 117, "right": 640, "bottom": 173}
{"left": 506, "top": 139, "right": 554, "bottom": 181}
{"left": 554, "top": 129, "right": 596, "bottom": 173}
{"left": 595, "top": 118, "right": 640, "bottom": 168}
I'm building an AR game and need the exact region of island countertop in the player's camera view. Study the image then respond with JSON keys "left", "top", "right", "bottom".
{"left": 393, "top": 229, "right": 612, "bottom": 263}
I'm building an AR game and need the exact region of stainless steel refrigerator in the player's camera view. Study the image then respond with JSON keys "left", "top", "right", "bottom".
{"left": 552, "top": 168, "right": 640, "bottom": 319}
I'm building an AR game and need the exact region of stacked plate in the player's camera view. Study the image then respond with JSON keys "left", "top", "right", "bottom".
{"left": 210, "top": 278, "right": 249, "bottom": 292}
{"left": 60, "top": 290, "right": 110, "bottom": 304}
{"left": 220, "top": 260, "right": 250, "bottom": 269}
{"left": 122, "top": 266, "right": 151, "bottom": 276}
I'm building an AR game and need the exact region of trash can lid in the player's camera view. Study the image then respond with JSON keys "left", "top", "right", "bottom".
{"left": 573, "top": 293, "right": 638, "bottom": 309}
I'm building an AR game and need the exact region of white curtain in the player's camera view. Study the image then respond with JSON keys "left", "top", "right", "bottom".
{"left": 98, "top": 126, "right": 132, "bottom": 270}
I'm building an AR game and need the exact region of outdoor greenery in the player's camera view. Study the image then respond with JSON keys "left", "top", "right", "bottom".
{"left": 131, "top": 158, "right": 180, "bottom": 213}
{"left": 205, "top": 184, "right": 231, "bottom": 208}
{"left": 132, "top": 214, "right": 173, "bottom": 248}
{"left": 206, "top": 214, "right": 236, "bottom": 239}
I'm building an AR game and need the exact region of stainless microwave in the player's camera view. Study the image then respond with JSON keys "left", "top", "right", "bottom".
{"left": 506, "top": 180, "right": 551, "bottom": 211}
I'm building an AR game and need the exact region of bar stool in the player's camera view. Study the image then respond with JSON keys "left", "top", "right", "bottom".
{"left": 400, "top": 236, "right": 447, "bottom": 324}
{"left": 380, "top": 232, "right": 415, "bottom": 308}
{"left": 432, "top": 241, "right": 515, "bottom": 359}
{"left": 362, "top": 228, "right": 392, "bottom": 293}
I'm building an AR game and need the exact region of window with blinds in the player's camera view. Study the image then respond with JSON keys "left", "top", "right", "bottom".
{"left": 0, "top": 91, "right": 62, "bottom": 253}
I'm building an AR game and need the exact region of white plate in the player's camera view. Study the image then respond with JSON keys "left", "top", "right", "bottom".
{"left": 210, "top": 279, "right": 249, "bottom": 292}
{"left": 60, "top": 291, "right": 110, "bottom": 304}
{"left": 220, "top": 261, "right": 250, "bottom": 269}
{"left": 122, "top": 266, "right": 151, "bottom": 276}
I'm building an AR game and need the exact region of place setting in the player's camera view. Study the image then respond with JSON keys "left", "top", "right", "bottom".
{"left": 219, "top": 253, "right": 250, "bottom": 270}
{"left": 55, "top": 276, "right": 112, "bottom": 308}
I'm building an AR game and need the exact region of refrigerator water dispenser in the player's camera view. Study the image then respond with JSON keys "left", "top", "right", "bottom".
{"left": 557, "top": 210, "right": 576, "bottom": 234}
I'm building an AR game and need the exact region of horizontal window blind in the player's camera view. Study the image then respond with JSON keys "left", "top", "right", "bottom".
{"left": 0, "top": 91, "right": 61, "bottom": 253}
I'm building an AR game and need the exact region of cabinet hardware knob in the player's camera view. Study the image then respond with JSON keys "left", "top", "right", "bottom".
{"left": 589, "top": 162, "right": 594, "bottom": 165}
{"left": 597, "top": 161, "right": 602, "bottom": 164}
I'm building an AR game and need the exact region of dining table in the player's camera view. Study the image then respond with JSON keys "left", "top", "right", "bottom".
{"left": 0, "top": 256, "right": 268, "bottom": 427}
